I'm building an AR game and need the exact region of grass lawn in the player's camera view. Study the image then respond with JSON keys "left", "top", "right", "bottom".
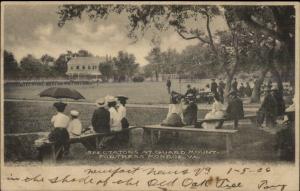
{"left": 4, "top": 101, "right": 287, "bottom": 164}
{"left": 4, "top": 81, "right": 213, "bottom": 104}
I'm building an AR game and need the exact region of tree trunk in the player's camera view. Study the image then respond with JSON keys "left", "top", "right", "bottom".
{"left": 271, "top": 67, "right": 284, "bottom": 94}
{"left": 224, "top": 74, "right": 234, "bottom": 103}
{"left": 250, "top": 68, "right": 269, "bottom": 103}
{"left": 155, "top": 71, "right": 159, "bottom": 82}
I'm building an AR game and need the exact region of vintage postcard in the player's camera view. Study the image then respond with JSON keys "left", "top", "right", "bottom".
{"left": 1, "top": 1, "right": 299, "bottom": 191}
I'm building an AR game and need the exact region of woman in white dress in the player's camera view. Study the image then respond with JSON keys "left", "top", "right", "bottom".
{"left": 203, "top": 94, "right": 225, "bottom": 129}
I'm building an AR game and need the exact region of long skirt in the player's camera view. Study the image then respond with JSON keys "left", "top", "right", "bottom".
{"left": 202, "top": 111, "right": 224, "bottom": 129}
{"left": 48, "top": 128, "right": 70, "bottom": 159}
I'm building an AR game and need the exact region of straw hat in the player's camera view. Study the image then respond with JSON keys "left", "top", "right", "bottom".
{"left": 95, "top": 98, "right": 106, "bottom": 107}
{"left": 105, "top": 95, "right": 117, "bottom": 103}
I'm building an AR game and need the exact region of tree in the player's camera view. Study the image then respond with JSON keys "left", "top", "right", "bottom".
{"left": 226, "top": 6, "right": 295, "bottom": 94}
{"left": 145, "top": 47, "right": 163, "bottom": 81}
{"left": 179, "top": 43, "right": 216, "bottom": 79}
{"left": 143, "top": 64, "right": 155, "bottom": 80}
{"left": 99, "top": 60, "right": 114, "bottom": 82}
{"left": 20, "top": 54, "right": 44, "bottom": 78}
{"left": 57, "top": 5, "right": 295, "bottom": 99}
{"left": 77, "top": 49, "right": 93, "bottom": 57}
{"left": 4, "top": 50, "right": 19, "bottom": 79}
{"left": 56, "top": 5, "right": 241, "bottom": 99}
{"left": 53, "top": 54, "right": 70, "bottom": 76}
{"left": 40, "top": 54, "right": 55, "bottom": 66}
{"left": 113, "top": 51, "right": 139, "bottom": 82}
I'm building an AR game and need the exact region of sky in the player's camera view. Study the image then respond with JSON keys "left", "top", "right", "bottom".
{"left": 3, "top": 4, "right": 228, "bottom": 65}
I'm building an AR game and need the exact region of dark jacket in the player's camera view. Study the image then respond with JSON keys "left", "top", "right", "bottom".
{"left": 226, "top": 96, "right": 244, "bottom": 119}
{"left": 92, "top": 107, "right": 110, "bottom": 133}
{"left": 166, "top": 80, "right": 171, "bottom": 87}
{"left": 211, "top": 82, "right": 218, "bottom": 94}
{"left": 232, "top": 81, "right": 238, "bottom": 91}
{"left": 260, "top": 92, "right": 278, "bottom": 116}
{"left": 245, "top": 84, "right": 252, "bottom": 97}
{"left": 183, "top": 102, "right": 198, "bottom": 125}
{"left": 273, "top": 90, "right": 285, "bottom": 116}
{"left": 185, "top": 88, "right": 194, "bottom": 96}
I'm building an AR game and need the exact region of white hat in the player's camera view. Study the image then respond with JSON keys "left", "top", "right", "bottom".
{"left": 95, "top": 98, "right": 106, "bottom": 107}
{"left": 105, "top": 95, "right": 117, "bottom": 103}
{"left": 70, "top": 110, "right": 79, "bottom": 116}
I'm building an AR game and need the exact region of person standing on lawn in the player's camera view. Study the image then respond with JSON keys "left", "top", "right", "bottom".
{"left": 257, "top": 87, "right": 278, "bottom": 128}
{"left": 225, "top": 91, "right": 244, "bottom": 129}
{"left": 92, "top": 98, "right": 110, "bottom": 133}
{"left": 245, "top": 82, "right": 252, "bottom": 97}
{"left": 219, "top": 79, "right": 226, "bottom": 90}
{"left": 239, "top": 83, "right": 245, "bottom": 98}
{"left": 90, "top": 98, "right": 111, "bottom": 149}
{"left": 117, "top": 95, "right": 130, "bottom": 143}
{"left": 211, "top": 79, "right": 218, "bottom": 95}
{"left": 271, "top": 86, "right": 286, "bottom": 117}
{"left": 166, "top": 78, "right": 171, "bottom": 94}
{"left": 106, "top": 96, "right": 122, "bottom": 132}
{"left": 232, "top": 78, "right": 238, "bottom": 92}
{"left": 218, "top": 81, "right": 224, "bottom": 103}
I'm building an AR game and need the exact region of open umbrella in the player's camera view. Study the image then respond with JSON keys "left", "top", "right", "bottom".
{"left": 39, "top": 87, "right": 85, "bottom": 100}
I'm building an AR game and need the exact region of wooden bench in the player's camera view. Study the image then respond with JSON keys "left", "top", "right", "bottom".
{"left": 34, "top": 126, "right": 139, "bottom": 163}
{"left": 195, "top": 114, "right": 257, "bottom": 129}
{"left": 143, "top": 125, "right": 238, "bottom": 156}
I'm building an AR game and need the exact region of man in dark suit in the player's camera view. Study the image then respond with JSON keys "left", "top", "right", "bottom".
{"left": 166, "top": 79, "right": 171, "bottom": 94}
{"left": 257, "top": 88, "right": 278, "bottom": 128}
{"left": 226, "top": 91, "right": 244, "bottom": 129}
{"left": 211, "top": 79, "right": 218, "bottom": 95}
{"left": 232, "top": 78, "right": 238, "bottom": 92}
{"left": 84, "top": 98, "right": 111, "bottom": 150}
{"left": 92, "top": 98, "right": 110, "bottom": 133}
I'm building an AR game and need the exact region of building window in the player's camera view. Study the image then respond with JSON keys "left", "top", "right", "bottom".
{"left": 71, "top": 67, "right": 73, "bottom": 70}
{"left": 88, "top": 66, "right": 91, "bottom": 70}
{"left": 82, "top": 66, "right": 85, "bottom": 70}
{"left": 76, "top": 66, "right": 79, "bottom": 70}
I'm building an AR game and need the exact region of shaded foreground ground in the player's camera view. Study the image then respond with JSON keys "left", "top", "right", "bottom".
{"left": 4, "top": 101, "right": 287, "bottom": 165}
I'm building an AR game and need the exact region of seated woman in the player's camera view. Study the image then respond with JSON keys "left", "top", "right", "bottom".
{"left": 162, "top": 92, "right": 185, "bottom": 127}
{"left": 48, "top": 102, "right": 70, "bottom": 158}
{"left": 67, "top": 110, "right": 82, "bottom": 137}
{"left": 183, "top": 93, "right": 198, "bottom": 125}
{"left": 202, "top": 94, "right": 225, "bottom": 129}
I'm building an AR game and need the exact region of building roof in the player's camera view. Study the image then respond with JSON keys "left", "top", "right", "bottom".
{"left": 67, "top": 56, "right": 106, "bottom": 66}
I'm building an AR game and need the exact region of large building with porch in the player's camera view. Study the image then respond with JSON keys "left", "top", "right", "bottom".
{"left": 66, "top": 57, "right": 105, "bottom": 80}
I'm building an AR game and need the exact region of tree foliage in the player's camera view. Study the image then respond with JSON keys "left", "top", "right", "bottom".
{"left": 4, "top": 50, "right": 19, "bottom": 79}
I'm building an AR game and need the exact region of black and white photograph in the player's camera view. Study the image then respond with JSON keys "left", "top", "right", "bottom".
{"left": 1, "top": 2, "right": 299, "bottom": 191}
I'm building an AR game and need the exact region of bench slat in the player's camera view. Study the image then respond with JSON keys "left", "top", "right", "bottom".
{"left": 144, "top": 125, "right": 237, "bottom": 134}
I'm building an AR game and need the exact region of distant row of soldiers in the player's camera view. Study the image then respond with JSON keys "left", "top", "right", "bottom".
{"left": 4, "top": 79, "right": 101, "bottom": 87}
